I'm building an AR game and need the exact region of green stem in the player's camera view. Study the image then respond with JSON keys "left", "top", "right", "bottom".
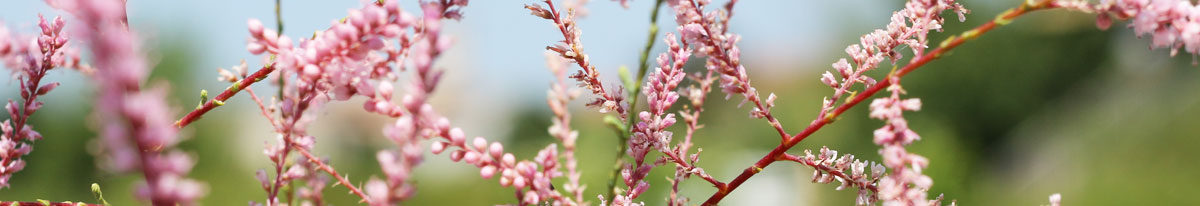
{"left": 606, "top": 0, "right": 666, "bottom": 202}
{"left": 275, "top": 0, "right": 285, "bottom": 99}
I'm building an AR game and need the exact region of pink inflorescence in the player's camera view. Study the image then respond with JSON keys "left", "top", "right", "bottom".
{"left": 868, "top": 77, "right": 939, "bottom": 206}
{"left": 1094, "top": 0, "right": 1200, "bottom": 58}
{"left": 527, "top": 0, "right": 628, "bottom": 118}
{"left": 816, "top": 0, "right": 967, "bottom": 205}
{"left": 784, "top": 147, "right": 884, "bottom": 206}
{"left": 57, "top": 0, "right": 205, "bottom": 204}
{"left": 670, "top": 0, "right": 756, "bottom": 105}
{"left": 0, "top": 14, "right": 85, "bottom": 189}
{"left": 546, "top": 51, "right": 587, "bottom": 205}
{"left": 669, "top": 0, "right": 791, "bottom": 142}
{"left": 243, "top": 0, "right": 467, "bottom": 205}
{"left": 611, "top": 32, "right": 692, "bottom": 206}
{"left": 820, "top": 0, "right": 966, "bottom": 119}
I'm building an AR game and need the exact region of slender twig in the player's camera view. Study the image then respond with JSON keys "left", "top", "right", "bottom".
{"left": 274, "top": 0, "right": 285, "bottom": 101}
{"left": 274, "top": 0, "right": 283, "bottom": 34}
{"left": 606, "top": 0, "right": 666, "bottom": 201}
{"left": 700, "top": 2, "right": 1057, "bottom": 205}
{"left": 779, "top": 153, "right": 879, "bottom": 192}
{"left": 174, "top": 64, "right": 276, "bottom": 128}
{"left": 669, "top": 70, "right": 716, "bottom": 206}
{"left": 683, "top": 0, "right": 789, "bottom": 141}
{"left": 293, "top": 147, "right": 372, "bottom": 204}
{"left": 243, "top": 88, "right": 278, "bottom": 126}
{"left": 0, "top": 34, "right": 59, "bottom": 179}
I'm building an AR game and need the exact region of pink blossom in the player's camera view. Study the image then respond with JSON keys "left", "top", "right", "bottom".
{"left": 60, "top": 0, "right": 205, "bottom": 204}
{"left": 0, "top": 14, "right": 84, "bottom": 188}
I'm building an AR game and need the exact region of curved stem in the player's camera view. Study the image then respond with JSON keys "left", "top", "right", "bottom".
{"left": 700, "top": 2, "right": 1056, "bottom": 205}
{"left": 174, "top": 64, "right": 276, "bottom": 128}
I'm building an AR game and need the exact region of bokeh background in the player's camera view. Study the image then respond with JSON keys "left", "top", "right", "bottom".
{"left": 2, "top": 0, "right": 1198, "bottom": 205}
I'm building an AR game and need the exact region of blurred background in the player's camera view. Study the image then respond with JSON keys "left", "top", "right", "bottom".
{"left": 1, "top": 0, "right": 1198, "bottom": 205}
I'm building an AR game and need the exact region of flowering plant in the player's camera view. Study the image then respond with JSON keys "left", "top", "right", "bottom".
{"left": 0, "top": 0, "right": 1195, "bottom": 205}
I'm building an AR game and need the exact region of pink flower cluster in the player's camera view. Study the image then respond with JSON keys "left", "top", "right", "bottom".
{"left": 527, "top": 1, "right": 628, "bottom": 118}
{"left": 243, "top": 1, "right": 591, "bottom": 205}
{"left": 782, "top": 146, "right": 884, "bottom": 206}
{"left": 869, "top": 78, "right": 937, "bottom": 206}
{"left": 821, "top": 0, "right": 965, "bottom": 119}
{"left": 1095, "top": 0, "right": 1200, "bottom": 57}
{"left": 546, "top": 51, "right": 587, "bottom": 204}
{"left": 670, "top": 0, "right": 754, "bottom": 104}
{"left": 243, "top": 0, "right": 468, "bottom": 204}
{"left": 0, "top": 14, "right": 82, "bottom": 189}
{"left": 812, "top": 0, "right": 967, "bottom": 205}
{"left": 669, "top": 0, "right": 791, "bottom": 142}
{"left": 613, "top": 32, "right": 692, "bottom": 206}
{"left": 56, "top": 0, "right": 205, "bottom": 204}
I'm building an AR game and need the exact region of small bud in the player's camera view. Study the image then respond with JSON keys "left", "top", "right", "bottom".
{"left": 36, "top": 83, "right": 59, "bottom": 95}
{"left": 766, "top": 93, "right": 777, "bottom": 108}
{"left": 464, "top": 151, "right": 481, "bottom": 164}
{"left": 480, "top": 165, "right": 497, "bottom": 179}
{"left": 255, "top": 170, "right": 270, "bottom": 189}
{"left": 443, "top": 150, "right": 465, "bottom": 163}
{"left": 431, "top": 141, "right": 447, "bottom": 154}
{"left": 489, "top": 142, "right": 504, "bottom": 158}
{"left": 248, "top": 19, "right": 265, "bottom": 37}
{"left": 525, "top": 4, "right": 554, "bottom": 20}
{"left": 502, "top": 153, "right": 515, "bottom": 167}
{"left": 512, "top": 175, "right": 527, "bottom": 189}
{"left": 821, "top": 71, "right": 839, "bottom": 88}
{"left": 1096, "top": 13, "right": 1112, "bottom": 31}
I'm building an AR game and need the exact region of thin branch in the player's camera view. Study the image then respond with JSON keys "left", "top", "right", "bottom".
{"left": 293, "top": 147, "right": 372, "bottom": 204}
{"left": 779, "top": 153, "right": 878, "bottom": 193}
{"left": 700, "top": 2, "right": 1058, "bottom": 205}
{"left": 174, "top": 64, "right": 276, "bottom": 128}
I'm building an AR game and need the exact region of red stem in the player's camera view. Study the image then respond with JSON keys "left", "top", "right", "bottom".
{"left": 174, "top": 64, "right": 276, "bottom": 128}
{"left": 700, "top": 3, "right": 1051, "bottom": 205}
{"left": 0, "top": 202, "right": 104, "bottom": 206}
{"left": 0, "top": 39, "right": 56, "bottom": 178}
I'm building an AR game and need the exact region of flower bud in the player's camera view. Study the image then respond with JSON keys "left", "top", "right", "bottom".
{"left": 430, "top": 141, "right": 447, "bottom": 154}
{"left": 479, "top": 165, "right": 497, "bottom": 179}
{"left": 488, "top": 142, "right": 503, "bottom": 158}
{"left": 472, "top": 137, "right": 487, "bottom": 151}
{"left": 248, "top": 19, "right": 265, "bottom": 37}
{"left": 35, "top": 82, "right": 58, "bottom": 96}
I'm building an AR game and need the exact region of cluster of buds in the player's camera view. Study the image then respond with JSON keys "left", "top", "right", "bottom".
{"left": 1093, "top": 0, "right": 1200, "bottom": 57}
{"left": 868, "top": 77, "right": 938, "bottom": 206}
{"left": 613, "top": 32, "right": 693, "bottom": 206}
{"left": 527, "top": 0, "right": 628, "bottom": 118}
{"left": 404, "top": 114, "right": 569, "bottom": 205}
{"left": 821, "top": 0, "right": 965, "bottom": 118}
{"left": 366, "top": 1, "right": 470, "bottom": 205}
{"left": 669, "top": 0, "right": 757, "bottom": 105}
{"left": 783, "top": 147, "right": 885, "bottom": 206}
{"left": 0, "top": 14, "right": 81, "bottom": 188}
{"left": 243, "top": 0, "right": 468, "bottom": 204}
{"left": 546, "top": 51, "right": 586, "bottom": 204}
{"left": 55, "top": 0, "right": 206, "bottom": 204}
